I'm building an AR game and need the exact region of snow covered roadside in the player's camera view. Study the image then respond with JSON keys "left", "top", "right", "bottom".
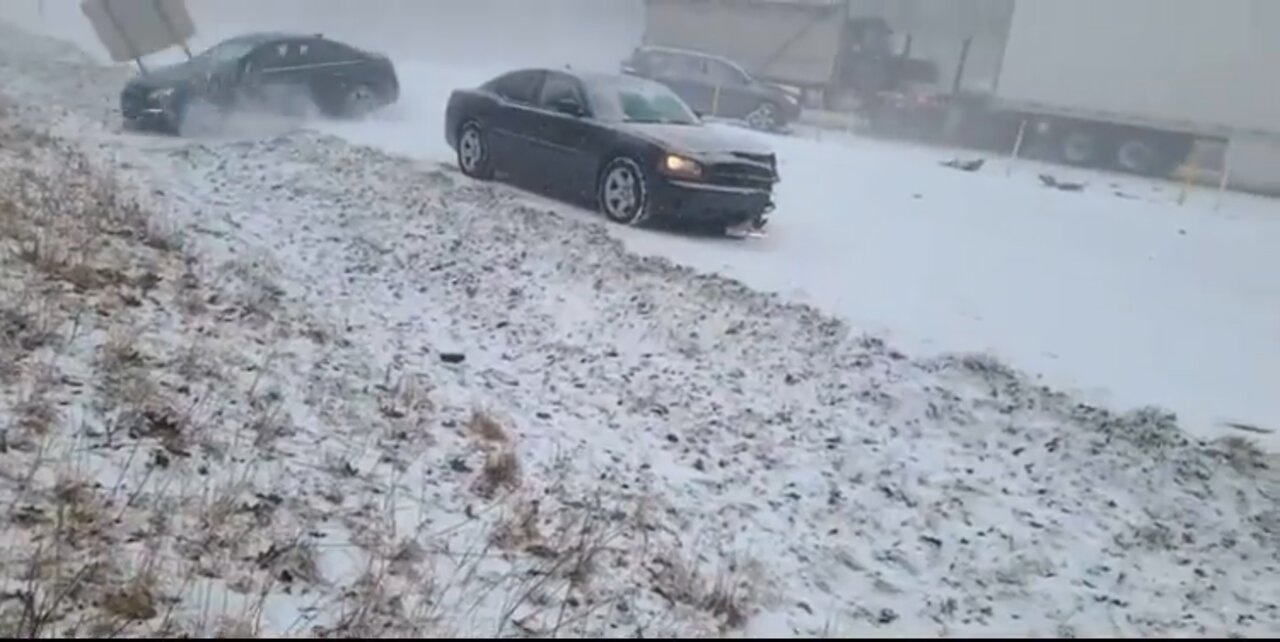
{"left": 2, "top": 22, "right": 1278, "bottom": 638}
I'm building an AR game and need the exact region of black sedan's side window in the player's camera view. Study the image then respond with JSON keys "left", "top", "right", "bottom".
{"left": 304, "top": 40, "right": 358, "bottom": 66}
{"left": 245, "top": 42, "right": 289, "bottom": 75}
{"left": 486, "top": 71, "right": 543, "bottom": 105}
{"left": 538, "top": 73, "right": 586, "bottom": 112}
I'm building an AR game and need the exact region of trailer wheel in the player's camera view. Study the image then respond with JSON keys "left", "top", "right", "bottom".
{"left": 1058, "top": 127, "right": 1107, "bottom": 167}
{"left": 1112, "top": 132, "right": 1192, "bottom": 178}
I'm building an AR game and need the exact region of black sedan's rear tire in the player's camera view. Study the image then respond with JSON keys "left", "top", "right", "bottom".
{"left": 597, "top": 157, "right": 651, "bottom": 226}
{"left": 341, "top": 83, "right": 382, "bottom": 119}
{"left": 456, "top": 121, "right": 495, "bottom": 180}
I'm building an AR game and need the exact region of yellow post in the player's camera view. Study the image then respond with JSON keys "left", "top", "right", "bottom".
{"left": 1177, "top": 161, "right": 1197, "bottom": 206}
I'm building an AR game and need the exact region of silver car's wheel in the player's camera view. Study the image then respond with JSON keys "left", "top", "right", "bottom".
{"left": 746, "top": 102, "right": 779, "bottom": 130}
{"left": 598, "top": 158, "right": 648, "bottom": 225}
{"left": 457, "top": 122, "right": 493, "bottom": 179}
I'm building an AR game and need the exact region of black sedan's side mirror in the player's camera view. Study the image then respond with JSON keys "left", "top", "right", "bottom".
{"left": 551, "top": 97, "right": 585, "bottom": 117}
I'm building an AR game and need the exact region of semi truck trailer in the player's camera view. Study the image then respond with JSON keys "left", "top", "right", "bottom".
{"left": 644, "top": 0, "right": 1280, "bottom": 192}
{"left": 970, "top": 0, "right": 1280, "bottom": 185}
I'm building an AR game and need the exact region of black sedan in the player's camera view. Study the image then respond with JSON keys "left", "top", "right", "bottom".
{"left": 444, "top": 69, "right": 778, "bottom": 233}
{"left": 121, "top": 32, "right": 399, "bottom": 135}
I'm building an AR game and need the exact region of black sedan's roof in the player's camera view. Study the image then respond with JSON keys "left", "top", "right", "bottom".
{"left": 527, "top": 69, "right": 661, "bottom": 91}
{"left": 218, "top": 31, "right": 312, "bottom": 46}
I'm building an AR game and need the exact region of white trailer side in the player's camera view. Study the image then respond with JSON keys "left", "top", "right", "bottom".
{"left": 993, "top": 0, "right": 1280, "bottom": 139}
{"left": 983, "top": 0, "right": 1280, "bottom": 187}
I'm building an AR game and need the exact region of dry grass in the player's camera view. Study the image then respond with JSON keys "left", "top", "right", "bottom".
{"left": 0, "top": 127, "right": 199, "bottom": 637}
{"left": 467, "top": 408, "right": 509, "bottom": 443}
{"left": 0, "top": 118, "right": 740, "bottom": 639}
{"left": 647, "top": 550, "right": 762, "bottom": 631}
{"left": 1211, "top": 435, "right": 1269, "bottom": 474}
{"left": 475, "top": 449, "right": 523, "bottom": 499}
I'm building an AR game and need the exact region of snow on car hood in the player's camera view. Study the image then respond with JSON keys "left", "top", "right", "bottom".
{"left": 616, "top": 122, "right": 773, "bottom": 157}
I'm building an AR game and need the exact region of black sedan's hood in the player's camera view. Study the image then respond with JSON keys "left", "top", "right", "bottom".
{"left": 615, "top": 122, "right": 773, "bottom": 158}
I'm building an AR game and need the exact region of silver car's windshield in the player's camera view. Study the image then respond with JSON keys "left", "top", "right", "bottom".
{"left": 586, "top": 78, "right": 700, "bottom": 125}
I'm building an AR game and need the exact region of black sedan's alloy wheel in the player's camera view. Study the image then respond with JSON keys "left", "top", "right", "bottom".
{"left": 457, "top": 122, "right": 494, "bottom": 179}
{"left": 598, "top": 158, "right": 649, "bottom": 225}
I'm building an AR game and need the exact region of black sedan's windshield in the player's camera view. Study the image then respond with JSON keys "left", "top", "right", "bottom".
{"left": 585, "top": 77, "right": 700, "bottom": 125}
{"left": 194, "top": 37, "right": 261, "bottom": 66}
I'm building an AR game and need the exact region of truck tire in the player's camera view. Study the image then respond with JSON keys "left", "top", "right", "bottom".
{"left": 1112, "top": 131, "right": 1192, "bottom": 178}
{"left": 1057, "top": 125, "right": 1110, "bottom": 168}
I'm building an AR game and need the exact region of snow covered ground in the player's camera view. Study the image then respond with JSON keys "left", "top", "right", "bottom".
{"left": 0, "top": 11, "right": 1278, "bottom": 640}
{"left": 316, "top": 64, "right": 1280, "bottom": 452}
{"left": 11, "top": 0, "right": 1280, "bottom": 449}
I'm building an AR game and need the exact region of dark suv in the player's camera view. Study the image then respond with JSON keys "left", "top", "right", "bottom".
{"left": 621, "top": 45, "right": 801, "bottom": 132}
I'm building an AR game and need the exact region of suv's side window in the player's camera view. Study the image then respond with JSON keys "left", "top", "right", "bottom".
{"left": 538, "top": 72, "right": 586, "bottom": 112}
{"left": 706, "top": 60, "right": 749, "bottom": 86}
{"left": 639, "top": 50, "right": 675, "bottom": 75}
{"left": 486, "top": 70, "right": 544, "bottom": 104}
{"left": 655, "top": 52, "right": 706, "bottom": 81}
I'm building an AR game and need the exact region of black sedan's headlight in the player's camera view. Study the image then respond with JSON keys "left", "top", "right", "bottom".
{"left": 658, "top": 153, "right": 704, "bottom": 180}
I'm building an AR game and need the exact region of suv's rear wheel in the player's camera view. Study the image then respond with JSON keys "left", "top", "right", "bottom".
{"left": 598, "top": 157, "right": 650, "bottom": 225}
{"left": 745, "top": 101, "right": 780, "bottom": 131}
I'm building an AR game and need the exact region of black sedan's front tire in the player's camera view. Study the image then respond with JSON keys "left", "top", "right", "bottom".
{"left": 172, "top": 97, "right": 225, "bottom": 137}
{"left": 597, "top": 157, "right": 651, "bottom": 226}
{"left": 456, "top": 121, "right": 495, "bottom": 180}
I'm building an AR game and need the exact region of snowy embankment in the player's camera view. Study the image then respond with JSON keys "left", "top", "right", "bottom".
{"left": 0, "top": 22, "right": 1277, "bottom": 638}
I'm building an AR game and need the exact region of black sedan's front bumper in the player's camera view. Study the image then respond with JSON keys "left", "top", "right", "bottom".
{"left": 649, "top": 178, "right": 774, "bottom": 226}
{"left": 121, "top": 85, "right": 180, "bottom": 134}
{"left": 122, "top": 109, "right": 178, "bottom": 134}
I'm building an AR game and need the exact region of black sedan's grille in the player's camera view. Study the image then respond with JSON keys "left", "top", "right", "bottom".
{"left": 706, "top": 162, "right": 776, "bottom": 190}
{"left": 731, "top": 151, "right": 775, "bottom": 166}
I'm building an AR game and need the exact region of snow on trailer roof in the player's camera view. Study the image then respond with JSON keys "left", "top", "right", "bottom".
{"left": 644, "top": 0, "right": 843, "bottom": 6}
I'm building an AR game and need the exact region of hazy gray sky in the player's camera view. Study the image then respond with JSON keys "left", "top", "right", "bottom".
{"left": 5, "top": 0, "right": 645, "bottom": 67}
